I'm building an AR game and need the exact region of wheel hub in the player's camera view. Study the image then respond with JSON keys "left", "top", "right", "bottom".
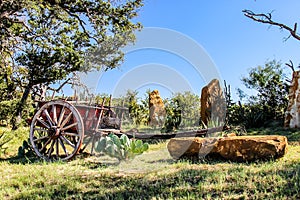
{"left": 49, "top": 126, "right": 60, "bottom": 139}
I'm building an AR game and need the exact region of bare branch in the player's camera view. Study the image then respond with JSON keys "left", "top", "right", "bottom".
{"left": 55, "top": 78, "right": 72, "bottom": 92}
{"left": 285, "top": 60, "right": 295, "bottom": 72}
{"left": 243, "top": 9, "right": 300, "bottom": 41}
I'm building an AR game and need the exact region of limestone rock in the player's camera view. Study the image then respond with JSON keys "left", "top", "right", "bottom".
{"left": 224, "top": 132, "right": 236, "bottom": 137}
{"left": 149, "top": 90, "right": 166, "bottom": 126}
{"left": 167, "top": 135, "right": 288, "bottom": 162}
{"left": 200, "top": 79, "right": 226, "bottom": 126}
{"left": 285, "top": 71, "right": 300, "bottom": 128}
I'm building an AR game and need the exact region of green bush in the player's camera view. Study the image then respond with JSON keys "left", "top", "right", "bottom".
{"left": 95, "top": 134, "right": 149, "bottom": 161}
{"left": 0, "top": 99, "right": 34, "bottom": 127}
{"left": 0, "top": 130, "right": 12, "bottom": 156}
{"left": 237, "top": 60, "right": 288, "bottom": 128}
{"left": 0, "top": 100, "right": 18, "bottom": 126}
{"left": 227, "top": 102, "right": 285, "bottom": 128}
{"left": 161, "top": 99, "right": 182, "bottom": 133}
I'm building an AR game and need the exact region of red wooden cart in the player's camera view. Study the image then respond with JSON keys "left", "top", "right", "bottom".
{"left": 29, "top": 98, "right": 126, "bottom": 161}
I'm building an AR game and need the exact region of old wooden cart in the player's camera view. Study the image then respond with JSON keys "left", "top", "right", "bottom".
{"left": 29, "top": 97, "right": 128, "bottom": 161}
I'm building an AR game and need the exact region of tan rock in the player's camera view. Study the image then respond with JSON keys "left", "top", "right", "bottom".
{"left": 167, "top": 135, "right": 288, "bottom": 162}
{"left": 200, "top": 79, "right": 226, "bottom": 126}
{"left": 224, "top": 132, "right": 236, "bottom": 137}
{"left": 149, "top": 90, "right": 166, "bottom": 126}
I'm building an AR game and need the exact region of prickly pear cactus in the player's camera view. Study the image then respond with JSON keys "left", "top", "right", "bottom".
{"left": 95, "top": 134, "right": 149, "bottom": 161}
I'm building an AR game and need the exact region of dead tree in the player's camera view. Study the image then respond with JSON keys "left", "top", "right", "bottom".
{"left": 243, "top": 10, "right": 300, "bottom": 42}
{"left": 243, "top": 10, "right": 300, "bottom": 82}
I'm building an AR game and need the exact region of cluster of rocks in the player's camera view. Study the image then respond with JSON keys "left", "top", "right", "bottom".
{"left": 148, "top": 79, "right": 225, "bottom": 128}
{"left": 148, "top": 77, "right": 291, "bottom": 161}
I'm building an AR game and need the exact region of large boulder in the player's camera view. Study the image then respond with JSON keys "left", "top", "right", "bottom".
{"left": 200, "top": 79, "right": 226, "bottom": 126}
{"left": 167, "top": 135, "right": 288, "bottom": 162}
{"left": 149, "top": 90, "right": 166, "bottom": 126}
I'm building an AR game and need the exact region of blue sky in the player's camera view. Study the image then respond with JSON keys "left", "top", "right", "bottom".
{"left": 93, "top": 0, "right": 300, "bottom": 101}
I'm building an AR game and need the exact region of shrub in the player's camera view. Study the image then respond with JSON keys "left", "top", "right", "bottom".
{"left": 0, "top": 130, "right": 12, "bottom": 156}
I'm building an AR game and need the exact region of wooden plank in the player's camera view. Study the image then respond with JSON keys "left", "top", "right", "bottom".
{"left": 115, "top": 126, "right": 224, "bottom": 140}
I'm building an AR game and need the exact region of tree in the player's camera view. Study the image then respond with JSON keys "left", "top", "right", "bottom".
{"left": 162, "top": 98, "right": 182, "bottom": 133}
{"left": 241, "top": 60, "right": 289, "bottom": 121}
{"left": 126, "top": 90, "right": 149, "bottom": 126}
{"left": 171, "top": 91, "right": 200, "bottom": 127}
{"left": 0, "top": 0, "right": 143, "bottom": 128}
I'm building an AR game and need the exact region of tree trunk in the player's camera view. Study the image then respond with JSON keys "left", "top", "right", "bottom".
{"left": 12, "top": 85, "right": 31, "bottom": 130}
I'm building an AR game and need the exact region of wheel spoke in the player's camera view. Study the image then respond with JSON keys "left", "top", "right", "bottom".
{"left": 37, "top": 118, "right": 50, "bottom": 129}
{"left": 58, "top": 138, "right": 69, "bottom": 156}
{"left": 61, "top": 122, "right": 78, "bottom": 131}
{"left": 57, "top": 106, "right": 65, "bottom": 126}
{"left": 56, "top": 139, "right": 59, "bottom": 157}
{"left": 52, "top": 105, "right": 58, "bottom": 124}
{"left": 43, "top": 109, "right": 54, "bottom": 127}
{"left": 40, "top": 137, "right": 52, "bottom": 153}
{"left": 47, "top": 140, "right": 55, "bottom": 158}
{"left": 60, "top": 135, "right": 75, "bottom": 148}
{"left": 61, "top": 132, "right": 79, "bottom": 137}
{"left": 60, "top": 112, "right": 72, "bottom": 128}
{"left": 33, "top": 128, "right": 49, "bottom": 132}
{"left": 33, "top": 135, "right": 49, "bottom": 142}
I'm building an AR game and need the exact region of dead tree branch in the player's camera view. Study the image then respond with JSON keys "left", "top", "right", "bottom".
{"left": 243, "top": 9, "right": 300, "bottom": 41}
{"left": 285, "top": 60, "right": 295, "bottom": 72}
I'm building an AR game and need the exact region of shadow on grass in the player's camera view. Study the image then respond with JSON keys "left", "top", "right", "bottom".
{"left": 0, "top": 155, "right": 40, "bottom": 164}
{"left": 248, "top": 127, "right": 300, "bottom": 142}
{"left": 11, "top": 167, "right": 222, "bottom": 199}
{"left": 10, "top": 159, "right": 300, "bottom": 200}
{"left": 145, "top": 158, "right": 174, "bottom": 164}
{"left": 252, "top": 160, "right": 300, "bottom": 199}
{"left": 0, "top": 154, "right": 123, "bottom": 170}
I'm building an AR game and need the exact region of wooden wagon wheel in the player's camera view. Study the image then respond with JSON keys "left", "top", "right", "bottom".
{"left": 30, "top": 100, "right": 84, "bottom": 161}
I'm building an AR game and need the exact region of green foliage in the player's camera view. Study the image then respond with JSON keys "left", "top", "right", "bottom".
{"left": 127, "top": 90, "right": 149, "bottom": 126}
{"left": 241, "top": 60, "right": 289, "bottom": 121}
{"left": 0, "top": 0, "right": 144, "bottom": 127}
{"left": 162, "top": 92, "right": 200, "bottom": 132}
{"left": 226, "top": 60, "right": 289, "bottom": 128}
{"left": 95, "top": 133, "right": 149, "bottom": 161}
{"left": 0, "top": 100, "right": 18, "bottom": 126}
{"left": 206, "top": 118, "right": 223, "bottom": 129}
{"left": 0, "top": 98, "right": 33, "bottom": 126}
{"left": 171, "top": 92, "right": 200, "bottom": 127}
{"left": 0, "top": 66, "right": 17, "bottom": 101}
{"left": 161, "top": 99, "right": 182, "bottom": 133}
{"left": 0, "top": 130, "right": 12, "bottom": 156}
{"left": 227, "top": 103, "right": 265, "bottom": 128}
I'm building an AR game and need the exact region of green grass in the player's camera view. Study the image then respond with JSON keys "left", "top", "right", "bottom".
{"left": 0, "top": 127, "right": 299, "bottom": 199}
{"left": 247, "top": 126, "right": 300, "bottom": 143}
